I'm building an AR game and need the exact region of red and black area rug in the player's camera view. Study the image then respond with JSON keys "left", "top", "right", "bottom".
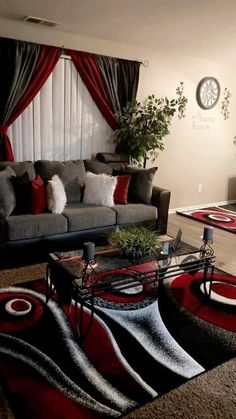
{"left": 176, "top": 204, "right": 236, "bottom": 234}
{"left": 0, "top": 264, "right": 235, "bottom": 418}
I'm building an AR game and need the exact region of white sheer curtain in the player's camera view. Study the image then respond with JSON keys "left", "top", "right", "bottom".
{"left": 8, "top": 57, "right": 114, "bottom": 162}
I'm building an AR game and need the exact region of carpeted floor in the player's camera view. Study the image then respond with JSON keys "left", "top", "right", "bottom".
{"left": 0, "top": 260, "right": 235, "bottom": 418}
{"left": 124, "top": 356, "right": 236, "bottom": 419}
{"left": 0, "top": 263, "right": 46, "bottom": 288}
{"left": 176, "top": 204, "right": 236, "bottom": 234}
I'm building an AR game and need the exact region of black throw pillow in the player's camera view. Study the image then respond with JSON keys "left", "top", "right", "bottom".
{"left": 10, "top": 172, "right": 32, "bottom": 215}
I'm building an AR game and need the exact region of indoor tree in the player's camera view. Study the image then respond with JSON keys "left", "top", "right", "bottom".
{"left": 113, "top": 82, "right": 187, "bottom": 167}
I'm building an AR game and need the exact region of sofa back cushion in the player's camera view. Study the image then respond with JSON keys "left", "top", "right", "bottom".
{"left": 84, "top": 159, "right": 113, "bottom": 175}
{"left": 34, "top": 160, "right": 86, "bottom": 203}
{"left": 0, "top": 161, "right": 36, "bottom": 181}
{"left": 0, "top": 166, "right": 16, "bottom": 217}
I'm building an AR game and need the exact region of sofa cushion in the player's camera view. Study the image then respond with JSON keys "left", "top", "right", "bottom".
{"left": 113, "top": 203, "right": 157, "bottom": 224}
{"left": 63, "top": 203, "right": 116, "bottom": 232}
{"left": 0, "top": 161, "right": 36, "bottom": 181}
{"left": 35, "top": 160, "right": 86, "bottom": 203}
{"left": 0, "top": 166, "right": 16, "bottom": 217}
{"left": 113, "top": 166, "right": 157, "bottom": 204}
{"left": 7, "top": 213, "right": 68, "bottom": 241}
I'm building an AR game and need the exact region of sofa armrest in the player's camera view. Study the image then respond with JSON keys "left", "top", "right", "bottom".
{"left": 151, "top": 186, "right": 171, "bottom": 234}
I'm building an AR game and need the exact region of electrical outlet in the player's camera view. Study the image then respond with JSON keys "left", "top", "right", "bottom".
{"left": 198, "top": 183, "right": 203, "bottom": 193}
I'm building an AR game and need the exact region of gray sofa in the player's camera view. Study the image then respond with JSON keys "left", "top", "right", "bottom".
{"left": 0, "top": 155, "right": 170, "bottom": 267}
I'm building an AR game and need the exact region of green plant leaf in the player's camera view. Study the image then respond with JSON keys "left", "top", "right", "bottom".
{"left": 113, "top": 83, "right": 187, "bottom": 164}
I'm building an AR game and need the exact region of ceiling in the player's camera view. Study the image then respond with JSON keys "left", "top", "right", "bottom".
{"left": 1, "top": 0, "right": 236, "bottom": 61}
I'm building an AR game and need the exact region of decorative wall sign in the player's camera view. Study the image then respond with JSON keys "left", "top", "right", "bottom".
{"left": 192, "top": 113, "right": 215, "bottom": 130}
{"left": 196, "top": 77, "right": 220, "bottom": 110}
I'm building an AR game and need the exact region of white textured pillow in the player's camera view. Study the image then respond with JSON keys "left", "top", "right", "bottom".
{"left": 83, "top": 172, "right": 117, "bottom": 207}
{"left": 47, "top": 175, "right": 67, "bottom": 214}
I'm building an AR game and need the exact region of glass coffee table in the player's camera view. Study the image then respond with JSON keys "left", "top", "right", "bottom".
{"left": 45, "top": 243, "right": 215, "bottom": 339}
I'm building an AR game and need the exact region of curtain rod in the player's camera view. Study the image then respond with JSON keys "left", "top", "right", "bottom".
{"left": 61, "top": 52, "right": 149, "bottom": 67}
{"left": 132, "top": 57, "right": 149, "bottom": 67}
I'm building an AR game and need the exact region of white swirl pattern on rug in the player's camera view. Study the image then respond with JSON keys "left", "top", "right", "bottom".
{"left": 81, "top": 305, "right": 158, "bottom": 398}
{"left": 95, "top": 300, "right": 204, "bottom": 379}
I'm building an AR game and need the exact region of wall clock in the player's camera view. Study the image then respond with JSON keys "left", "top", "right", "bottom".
{"left": 196, "top": 77, "right": 220, "bottom": 109}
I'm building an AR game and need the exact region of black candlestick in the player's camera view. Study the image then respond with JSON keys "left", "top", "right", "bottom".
{"left": 83, "top": 242, "right": 95, "bottom": 262}
{"left": 200, "top": 227, "right": 214, "bottom": 258}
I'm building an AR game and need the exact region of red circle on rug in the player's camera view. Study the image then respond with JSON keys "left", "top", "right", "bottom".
{"left": 0, "top": 292, "right": 44, "bottom": 332}
{"left": 11, "top": 299, "right": 30, "bottom": 311}
{"left": 5, "top": 299, "right": 32, "bottom": 315}
{"left": 171, "top": 273, "right": 236, "bottom": 331}
{"left": 192, "top": 210, "right": 236, "bottom": 228}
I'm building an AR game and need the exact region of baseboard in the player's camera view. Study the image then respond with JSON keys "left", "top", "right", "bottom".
{"left": 169, "top": 199, "right": 236, "bottom": 214}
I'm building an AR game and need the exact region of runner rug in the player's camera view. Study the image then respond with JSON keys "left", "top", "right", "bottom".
{"left": 0, "top": 262, "right": 235, "bottom": 418}
{"left": 176, "top": 204, "right": 236, "bottom": 234}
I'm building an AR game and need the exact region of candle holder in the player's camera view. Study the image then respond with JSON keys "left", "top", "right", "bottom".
{"left": 81, "top": 242, "right": 97, "bottom": 287}
{"left": 200, "top": 227, "right": 214, "bottom": 258}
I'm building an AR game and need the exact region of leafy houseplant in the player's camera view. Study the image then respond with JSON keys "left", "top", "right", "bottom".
{"left": 107, "top": 226, "right": 162, "bottom": 261}
{"left": 113, "top": 82, "right": 187, "bottom": 166}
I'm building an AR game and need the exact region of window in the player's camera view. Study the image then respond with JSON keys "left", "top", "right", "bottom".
{"left": 8, "top": 57, "right": 114, "bottom": 162}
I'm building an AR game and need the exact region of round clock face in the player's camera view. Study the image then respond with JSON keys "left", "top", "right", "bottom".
{"left": 196, "top": 77, "right": 220, "bottom": 109}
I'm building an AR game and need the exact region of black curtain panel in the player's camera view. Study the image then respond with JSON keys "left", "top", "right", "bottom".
{"left": 117, "top": 58, "right": 140, "bottom": 109}
{"left": 96, "top": 55, "right": 140, "bottom": 114}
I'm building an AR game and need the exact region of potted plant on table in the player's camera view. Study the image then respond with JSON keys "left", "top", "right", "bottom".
{"left": 113, "top": 83, "right": 187, "bottom": 167}
{"left": 108, "top": 226, "right": 162, "bottom": 261}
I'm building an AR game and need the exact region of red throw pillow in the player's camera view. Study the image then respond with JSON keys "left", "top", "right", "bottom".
{"left": 31, "top": 175, "right": 47, "bottom": 214}
{"left": 114, "top": 175, "right": 131, "bottom": 204}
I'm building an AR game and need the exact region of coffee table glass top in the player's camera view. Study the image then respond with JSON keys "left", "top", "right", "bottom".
{"left": 49, "top": 242, "right": 201, "bottom": 287}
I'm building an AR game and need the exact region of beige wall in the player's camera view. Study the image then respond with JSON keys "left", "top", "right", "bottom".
{"left": 1, "top": 17, "right": 236, "bottom": 210}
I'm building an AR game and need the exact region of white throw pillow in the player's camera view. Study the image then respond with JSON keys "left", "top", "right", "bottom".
{"left": 47, "top": 175, "right": 67, "bottom": 214}
{"left": 83, "top": 171, "right": 117, "bottom": 207}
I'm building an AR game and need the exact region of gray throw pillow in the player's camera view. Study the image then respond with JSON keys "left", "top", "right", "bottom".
{"left": 113, "top": 166, "right": 158, "bottom": 204}
{"left": 0, "top": 166, "right": 16, "bottom": 216}
{"left": 35, "top": 160, "right": 86, "bottom": 203}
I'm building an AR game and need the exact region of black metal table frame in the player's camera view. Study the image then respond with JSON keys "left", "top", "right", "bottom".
{"left": 46, "top": 253, "right": 215, "bottom": 340}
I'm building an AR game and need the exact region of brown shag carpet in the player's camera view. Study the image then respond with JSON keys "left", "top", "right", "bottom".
{"left": 0, "top": 263, "right": 46, "bottom": 288}
{"left": 124, "top": 357, "right": 236, "bottom": 419}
